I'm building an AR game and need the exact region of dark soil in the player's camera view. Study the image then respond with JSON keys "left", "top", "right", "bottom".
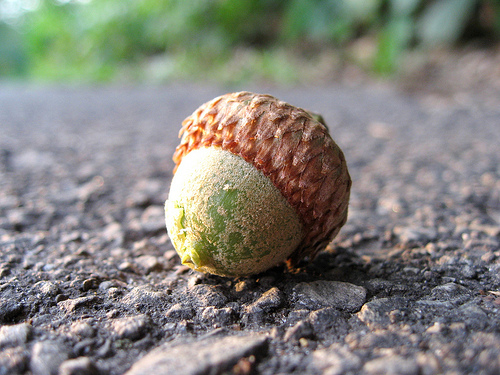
{"left": 0, "top": 81, "right": 499, "bottom": 375}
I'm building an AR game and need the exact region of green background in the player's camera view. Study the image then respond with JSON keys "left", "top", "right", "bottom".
{"left": 1, "top": 0, "right": 499, "bottom": 83}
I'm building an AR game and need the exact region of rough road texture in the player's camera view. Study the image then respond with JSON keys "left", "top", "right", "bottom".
{"left": 0, "top": 83, "right": 499, "bottom": 375}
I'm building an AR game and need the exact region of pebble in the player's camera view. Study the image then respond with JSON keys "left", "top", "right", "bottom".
{"left": 110, "top": 314, "right": 151, "bottom": 340}
{"left": 189, "top": 284, "right": 228, "bottom": 308}
{"left": 477, "top": 348, "right": 500, "bottom": 372}
{"left": 363, "top": 278, "right": 408, "bottom": 296}
{"left": 0, "top": 264, "right": 11, "bottom": 278}
{"left": 118, "top": 261, "right": 139, "bottom": 273}
{"left": 124, "top": 334, "right": 268, "bottom": 375}
{"left": 242, "top": 287, "right": 282, "bottom": 324}
{"left": 58, "top": 296, "right": 100, "bottom": 313}
{"left": 34, "top": 281, "right": 59, "bottom": 298}
{"left": 0, "top": 346, "right": 29, "bottom": 375}
{"left": 246, "top": 287, "right": 282, "bottom": 314}
{"left": 306, "top": 308, "right": 348, "bottom": 336}
{"left": 363, "top": 354, "right": 419, "bottom": 375}
{"left": 121, "top": 286, "right": 169, "bottom": 309}
{"left": 453, "top": 303, "right": 489, "bottom": 330}
{"left": 95, "top": 339, "right": 113, "bottom": 359}
{"left": 201, "top": 306, "right": 234, "bottom": 327}
{"left": 126, "top": 179, "right": 164, "bottom": 207}
{"left": 415, "top": 352, "right": 442, "bottom": 375}
{"left": 82, "top": 278, "right": 101, "bottom": 291}
{"left": 0, "top": 322, "right": 32, "bottom": 348}
{"left": 417, "top": 282, "right": 472, "bottom": 308}
{"left": 165, "top": 303, "right": 194, "bottom": 321}
{"left": 58, "top": 357, "right": 99, "bottom": 375}
{"left": 393, "top": 226, "right": 437, "bottom": 245}
{"left": 0, "top": 298, "right": 25, "bottom": 323}
{"left": 357, "top": 297, "right": 409, "bottom": 328}
{"left": 102, "top": 222, "right": 124, "bottom": 245}
{"left": 30, "top": 340, "right": 69, "bottom": 375}
{"left": 73, "top": 338, "right": 96, "bottom": 356}
{"left": 134, "top": 255, "right": 163, "bottom": 274}
{"left": 311, "top": 343, "right": 362, "bottom": 375}
{"left": 292, "top": 281, "right": 366, "bottom": 312}
{"left": 69, "top": 321, "right": 96, "bottom": 338}
{"left": 283, "top": 321, "right": 314, "bottom": 343}
{"left": 139, "top": 205, "right": 167, "bottom": 234}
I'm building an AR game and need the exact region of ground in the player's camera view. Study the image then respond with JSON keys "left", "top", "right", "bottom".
{"left": 0, "top": 78, "right": 499, "bottom": 375}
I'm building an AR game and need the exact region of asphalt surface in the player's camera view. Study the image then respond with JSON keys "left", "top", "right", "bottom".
{"left": 0, "top": 83, "right": 499, "bottom": 375}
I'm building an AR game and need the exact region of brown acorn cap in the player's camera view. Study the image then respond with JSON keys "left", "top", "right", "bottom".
{"left": 173, "top": 92, "right": 351, "bottom": 265}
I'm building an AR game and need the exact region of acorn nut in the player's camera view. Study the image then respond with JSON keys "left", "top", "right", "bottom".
{"left": 165, "top": 92, "right": 351, "bottom": 277}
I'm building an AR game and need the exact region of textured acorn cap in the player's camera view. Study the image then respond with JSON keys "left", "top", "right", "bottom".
{"left": 172, "top": 91, "right": 351, "bottom": 265}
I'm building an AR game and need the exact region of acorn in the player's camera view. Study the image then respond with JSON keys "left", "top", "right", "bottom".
{"left": 165, "top": 92, "right": 351, "bottom": 277}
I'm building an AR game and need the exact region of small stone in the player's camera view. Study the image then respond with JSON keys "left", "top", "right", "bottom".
{"left": 453, "top": 303, "right": 489, "bottom": 330}
{"left": 481, "top": 252, "right": 496, "bottom": 263}
{"left": 0, "top": 322, "right": 32, "bottom": 348}
{"left": 135, "top": 255, "right": 163, "bottom": 273}
{"left": 363, "top": 279, "right": 408, "bottom": 296}
{"left": 246, "top": 287, "right": 282, "bottom": 314}
{"left": 58, "top": 296, "right": 99, "bottom": 313}
{"left": 306, "top": 308, "right": 348, "bottom": 336}
{"left": 477, "top": 348, "right": 500, "bottom": 372}
{"left": 189, "top": 284, "right": 228, "bottom": 308}
{"left": 0, "top": 264, "right": 11, "bottom": 278}
{"left": 98, "top": 279, "right": 126, "bottom": 291}
{"left": 165, "top": 303, "right": 194, "bottom": 320}
{"left": 394, "top": 226, "right": 437, "bottom": 245}
{"left": 363, "top": 355, "right": 419, "bottom": 375}
{"left": 102, "top": 222, "right": 124, "bottom": 245}
{"left": 389, "top": 309, "right": 404, "bottom": 323}
{"left": 73, "top": 339, "right": 96, "bottom": 357}
{"left": 82, "top": 278, "right": 100, "bottom": 291}
{"left": 163, "top": 249, "right": 178, "bottom": 261}
{"left": 140, "top": 205, "right": 167, "bottom": 234}
{"left": 425, "top": 322, "right": 444, "bottom": 334}
{"left": 293, "top": 281, "right": 366, "bottom": 312}
{"left": 417, "top": 282, "right": 472, "bottom": 308}
{"left": 34, "top": 281, "right": 59, "bottom": 298}
{"left": 416, "top": 353, "right": 442, "bottom": 375}
{"left": 110, "top": 314, "right": 151, "bottom": 340}
{"left": 283, "top": 321, "right": 314, "bottom": 343}
{"left": 234, "top": 280, "right": 252, "bottom": 293}
{"left": 121, "top": 286, "right": 168, "bottom": 309}
{"left": 232, "top": 354, "right": 257, "bottom": 375}
{"left": 124, "top": 334, "right": 268, "bottom": 375}
{"left": 30, "top": 340, "right": 69, "bottom": 375}
{"left": 118, "top": 261, "right": 138, "bottom": 273}
{"left": 126, "top": 179, "right": 164, "bottom": 207}
{"left": 377, "top": 196, "right": 404, "bottom": 215}
{"left": 286, "top": 309, "right": 310, "bottom": 326}
{"left": 357, "top": 297, "right": 409, "bottom": 328}
{"left": 346, "top": 331, "right": 403, "bottom": 350}
{"left": 95, "top": 339, "right": 113, "bottom": 359}
{"left": 0, "top": 346, "right": 29, "bottom": 375}
{"left": 59, "top": 357, "right": 99, "bottom": 375}
{"left": 69, "top": 321, "right": 96, "bottom": 338}
{"left": 0, "top": 298, "right": 25, "bottom": 323}
{"left": 311, "top": 343, "right": 362, "bottom": 375}
{"left": 201, "top": 306, "right": 234, "bottom": 327}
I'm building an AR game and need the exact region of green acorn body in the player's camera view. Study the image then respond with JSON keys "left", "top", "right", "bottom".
{"left": 165, "top": 92, "right": 351, "bottom": 277}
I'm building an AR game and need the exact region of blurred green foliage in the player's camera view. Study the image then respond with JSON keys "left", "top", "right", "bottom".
{"left": 1, "top": 0, "right": 499, "bottom": 82}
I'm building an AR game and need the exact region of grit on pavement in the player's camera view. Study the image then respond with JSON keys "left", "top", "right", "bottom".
{"left": 0, "top": 83, "right": 499, "bottom": 375}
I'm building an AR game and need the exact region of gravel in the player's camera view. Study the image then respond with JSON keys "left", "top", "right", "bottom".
{"left": 0, "top": 83, "right": 499, "bottom": 374}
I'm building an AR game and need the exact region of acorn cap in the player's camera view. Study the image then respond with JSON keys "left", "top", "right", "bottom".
{"left": 173, "top": 92, "right": 351, "bottom": 265}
